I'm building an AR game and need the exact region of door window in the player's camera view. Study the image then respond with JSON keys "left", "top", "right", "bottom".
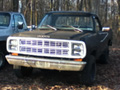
{"left": 13, "top": 14, "right": 26, "bottom": 29}
{"left": 94, "top": 18, "right": 101, "bottom": 32}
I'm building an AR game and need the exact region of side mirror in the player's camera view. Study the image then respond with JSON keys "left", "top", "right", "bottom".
{"left": 27, "top": 25, "right": 37, "bottom": 31}
{"left": 17, "top": 22, "right": 23, "bottom": 29}
{"left": 31, "top": 25, "right": 37, "bottom": 30}
{"left": 102, "top": 27, "right": 111, "bottom": 32}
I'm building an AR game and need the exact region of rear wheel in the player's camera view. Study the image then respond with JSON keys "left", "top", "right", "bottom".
{"left": 79, "top": 55, "right": 96, "bottom": 85}
{"left": 13, "top": 65, "right": 33, "bottom": 78}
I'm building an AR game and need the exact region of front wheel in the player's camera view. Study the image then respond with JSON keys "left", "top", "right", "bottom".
{"left": 13, "top": 65, "right": 33, "bottom": 78}
{"left": 79, "top": 55, "right": 96, "bottom": 85}
{"left": 98, "top": 47, "right": 109, "bottom": 64}
{"left": 0, "top": 52, "right": 6, "bottom": 69}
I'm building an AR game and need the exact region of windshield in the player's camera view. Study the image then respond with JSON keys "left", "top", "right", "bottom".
{"left": 0, "top": 13, "right": 10, "bottom": 27}
{"left": 38, "top": 13, "right": 94, "bottom": 31}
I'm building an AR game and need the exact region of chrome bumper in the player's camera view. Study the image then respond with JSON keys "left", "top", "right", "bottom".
{"left": 6, "top": 55, "right": 86, "bottom": 71}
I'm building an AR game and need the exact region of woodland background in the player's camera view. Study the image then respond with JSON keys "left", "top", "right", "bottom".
{"left": 0, "top": 0, "right": 120, "bottom": 90}
{"left": 0, "top": 0, "right": 119, "bottom": 44}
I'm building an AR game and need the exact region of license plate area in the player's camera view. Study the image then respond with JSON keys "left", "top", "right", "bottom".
{"left": 35, "top": 61, "right": 51, "bottom": 68}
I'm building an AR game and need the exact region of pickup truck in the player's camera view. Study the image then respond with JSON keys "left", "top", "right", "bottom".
{"left": 5, "top": 11, "right": 112, "bottom": 85}
{"left": 0, "top": 12, "right": 28, "bottom": 69}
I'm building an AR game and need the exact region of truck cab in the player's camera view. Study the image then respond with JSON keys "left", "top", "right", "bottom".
{"left": 0, "top": 12, "right": 28, "bottom": 69}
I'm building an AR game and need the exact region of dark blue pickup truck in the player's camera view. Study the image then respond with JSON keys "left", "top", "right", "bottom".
{"left": 0, "top": 12, "right": 28, "bottom": 68}
{"left": 6, "top": 11, "right": 112, "bottom": 85}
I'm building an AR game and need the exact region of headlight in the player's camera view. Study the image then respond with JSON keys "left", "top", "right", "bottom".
{"left": 8, "top": 39, "right": 18, "bottom": 51}
{"left": 10, "top": 39, "right": 18, "bottom": 45}
{"left": 9, "top": 45, "right": 18, "bottom": 50}
{"left": 72, "top": 43, "right": 85, "bottom": 56}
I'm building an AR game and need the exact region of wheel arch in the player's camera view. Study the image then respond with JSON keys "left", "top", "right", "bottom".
{"left": 108, "top": 39, "right": 112, "bottom": 46}
{"left": 91, "top": 50, "right": 97, "bottom": 58}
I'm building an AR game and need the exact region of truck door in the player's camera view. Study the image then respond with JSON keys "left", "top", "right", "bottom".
{"left": 94, "top": 17, "right": 108, "bottom": 54}
{"left": 13, "top": 14, "right": 27, "bottom": 33}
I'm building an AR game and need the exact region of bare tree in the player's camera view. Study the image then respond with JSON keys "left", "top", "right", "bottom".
{"left": 13, "top": 0, "right": 19, "bottom": 12}
{"left": 0, "top": 0, "right": 4, "bottom": 11}
{"left": 105, "top": 0, "right": 108, "bottom": 22}
{"left": 116, "top": 0, "right": 120, "bottom": 43}
{"left": 117, "top": 0, "right": 120, "bottom": 31}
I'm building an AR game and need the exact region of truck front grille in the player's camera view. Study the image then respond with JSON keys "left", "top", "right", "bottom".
{"left": 7, "top": 37, "right": 86, "bottom": 59}
{"left": 19, "top": 39, "right": 70, "bottom": 56}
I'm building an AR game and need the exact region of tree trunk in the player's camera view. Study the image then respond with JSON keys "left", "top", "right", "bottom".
{"left": 105, "top": 0, "right": 108, "bottom": 23}
{"left": 2, "top": 0, "right": 3, "bottom": 11}
{"left": 13, "top": 0, "right": 19, "bottom": 12}
{"left": 116, "top": 0, "right": 120, "bottom": 44}
{"left": 30, "top": 0, "right": 33, "bottom": 26}
{"left": 83, "top": 0, "right": 87, "bottom": 11}
{"left": 50, "top": 0, "right": 53, "bottom": 11}
{"left": 79, "top": 0, "right": 83, "bottom": 11}
{"left": 117, "top": 0, "right": 120, "bottom": 32}
{"left": 87, "top": 0, "right": 92, "bottom": 12}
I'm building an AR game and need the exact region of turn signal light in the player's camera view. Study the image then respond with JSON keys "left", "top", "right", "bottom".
{"left": 12, "top": 53, "right": 18, "bottom": 56}
{"left": 74, "top": 59, "right": 82, "bottom": 61}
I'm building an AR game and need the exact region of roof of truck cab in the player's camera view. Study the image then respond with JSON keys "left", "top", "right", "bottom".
{"left": 0, "top": 11, "right": 22, "bottom": 15}
{"left": 46, "top": 11, "right": 97, "bottom": 16}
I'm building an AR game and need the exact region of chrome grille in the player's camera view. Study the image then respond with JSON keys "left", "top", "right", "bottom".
{"left": 19, "top": 39, "right": 70, "bottom": 56}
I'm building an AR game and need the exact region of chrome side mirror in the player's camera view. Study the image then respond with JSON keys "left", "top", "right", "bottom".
{"left": 17, "top": 22, "right": 23, "bottom": 29}
{"left": 102, "top": 27, "right": 111, "bottom": 32}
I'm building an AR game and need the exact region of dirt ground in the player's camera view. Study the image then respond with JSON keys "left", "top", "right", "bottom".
{"left": 0, "top": 45, "right": 120, "bottom": 90}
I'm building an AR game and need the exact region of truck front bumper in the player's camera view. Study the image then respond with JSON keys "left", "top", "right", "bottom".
{"left": 6, "top": 55, "right": 86, "bottom": 71}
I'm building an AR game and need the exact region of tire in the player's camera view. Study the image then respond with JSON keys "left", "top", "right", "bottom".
{"left": 0, "top": 52, "right": 6, "bottom": 69}
{"left": 98, "top": 47, "right": 109, "bottom": 64}
{"left": 13, "top": 65, "right": 33, "bottom": 78}
{"left": 79, "top": 55, "right": 96, "bottom": 85}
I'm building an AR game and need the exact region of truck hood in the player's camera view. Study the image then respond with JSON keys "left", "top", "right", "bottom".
{"left": 11, "top": 29, "right": 91, "bottom": 40}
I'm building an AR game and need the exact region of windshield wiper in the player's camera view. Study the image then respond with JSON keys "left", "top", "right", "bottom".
{"left": 61, "top": 25, "right": 83, "bottom": 32}
{"left": 69, "top": 26, "right": 83, "bottom": 32}
{"left": 40, "top": 25, "right": 57, "bottom": 31}
{"left": 47, "top": 25, "right": 57, "bottom": 31}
